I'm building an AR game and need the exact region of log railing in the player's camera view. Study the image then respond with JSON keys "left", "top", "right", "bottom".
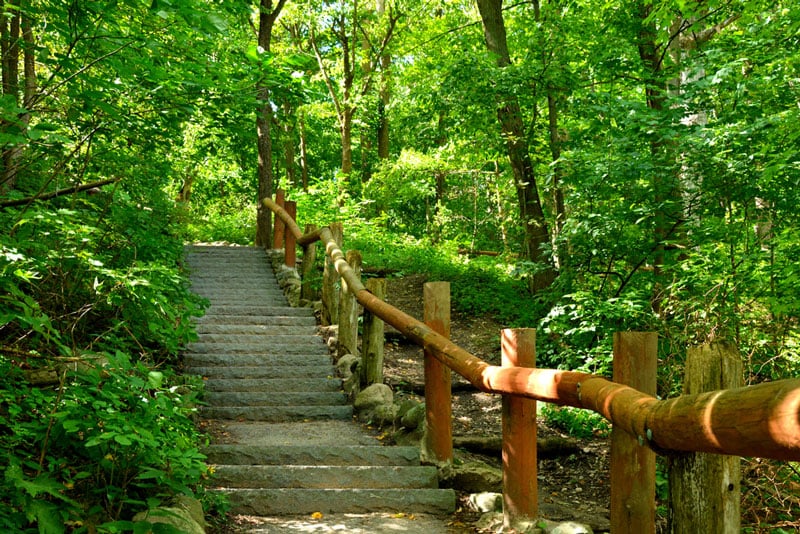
{"left": 261, "top": 194, "right": 800, "bottom": 532}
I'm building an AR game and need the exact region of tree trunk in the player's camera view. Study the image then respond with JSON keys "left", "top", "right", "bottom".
{"left": 255, "top": 0, "right": 288, "bottom": 247}
{"left": 299, "top": 113, "right": 309, "bottom": 191}
{"left": 475, "top": 0, "right": 556, "bottom": 292}
{"left": 1, "top": 3, "right": 21, "bottom": 191}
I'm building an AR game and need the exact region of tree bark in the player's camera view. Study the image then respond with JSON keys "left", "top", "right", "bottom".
{"left": 255, "top": 0, "right": 288, "bottom": 248}
{"left": 475, "top": 0, "right": 555, "bottom": 292}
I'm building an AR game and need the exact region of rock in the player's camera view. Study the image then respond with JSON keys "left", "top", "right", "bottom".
{"left": 372, "top": 403, "right": 398, "bottom": 426}
{"left": 475, "top": 512, "right": 503, "bottom": 531}
{"left": 353, "top": 383, "right": 393, "bottom": 411}
{"left": 550, "top": 521, "right": 593, "bottom": 534}
{"left": 400, "top": 401, "right": 426, "bottom": 430}
{"left": 132, "top": 495, "right": 206, "bottom": 534}
{"left": 336, "top": 354, "right": 359, "bottom": 379}
{"left": 446, "top": 459, "right": 502, "bottom": 493}
{"left": 468, "top": 492, "right": 503, "bottom": 513}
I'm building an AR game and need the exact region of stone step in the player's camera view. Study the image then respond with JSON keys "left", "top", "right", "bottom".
{"left": 196, "top": 318, "right": 315, "bottom": 329}
{"left": 186, "top": 365, "right": 329, "bottom": 379}
{"left": 221, "top": 488, "right": 456, "bottom": 516}
{"left": 199, "top": 405, "right": 353, "bottom": 421}
{"left": 184, "top": 353, "right": 330, "bottom": 367}
{"left": 211, "top": 465, "right": 438, "bottom": 489}
{"left": 196, "top": 324, "right": 306, "bottom": 336}
{"left": 199, "top": 305, "right": 312, "bottom": 317}
{"left": 186, "top": 341, "right": 327, "bottom": 355}
{"left": 204, "top": 391, "right": 346, "bottom": 407}
{"left": 205, "top": 444, "right": 423, "bottom": 467}
{"left": 190, "top": 288, "right": 285, "bottom": 297}
{"left": 190, "top": 333, "right": 323, "bottom": 345}
{"left": 203, "top": 378, "right": 340, "bottom": 393}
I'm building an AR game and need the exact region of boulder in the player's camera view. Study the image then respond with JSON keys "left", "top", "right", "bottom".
{"left": 446, "top": 459, "right": 502, "bottom": 493}
{"left": 354, "top": 383, "right": 393, "bottom": 412}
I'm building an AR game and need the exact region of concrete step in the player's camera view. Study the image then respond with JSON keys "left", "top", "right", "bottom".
{"left": 193, "top": 315, "right": 316, "bottom": 327}
{"left": 186, "top": 365, "right": 329, "bottom": 379}
{"left": 195, "top": 324, "right": 307, "bottom": 336}
{"left": 198, "top": 305, "right": 312, "bottom": 317}
{"left": 203, "top": 378, "right": 341, "bottom": 393}
{"left": 221, "top": 488, "right": 456, "bottom": 515}
{"left": 186, "top": 341, "right": 328, "bottom": 355}
{"left": 199, "top": 404, "right": 353, "bottom": 421}
{"left": 205, "top": 444, "right": 423, "bottom": 467}
{"left": 189, "top": 333, "right": 323, "bottom": 345}
{"left": 212, "top": 465, "right": 438, "bottom": 489}
{"left": 204, "top": 391, "right": 347, "bottom": 407}
{"left": 184, "top": 353, "right": 330, "bottom": 367}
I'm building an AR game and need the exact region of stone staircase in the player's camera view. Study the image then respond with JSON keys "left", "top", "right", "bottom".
{"left": 183, "top": 245, "right": 455, "bottom": 517}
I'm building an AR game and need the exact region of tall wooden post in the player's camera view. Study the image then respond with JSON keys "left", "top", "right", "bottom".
{"left": 668, "top": 342, "right": 742, "bottom": 534}
{"left": 337, "top": 250, "right": 361, "bottom": 358}
{"left": 362, "top": 278, "right": 386, "bottom": 386}
{"left": 300, "top": 224, "right": 317, "bottom": 302}
{"left": 320, "top": 223, "right": 342, "bottom": 326}
{"left": 610, "top": 331, "right": 657, "bottom": 534}
{"left": 501, "top": 328, "right": 537, "bottom": 530}
{"left": 422, "top": 282, "right": 452, "bottom": 468}
{"left": 272, "top": 189, "right": 285, "bottom": 250}
{"left": 284, "top": 201, "right": 297, "bottom": 268}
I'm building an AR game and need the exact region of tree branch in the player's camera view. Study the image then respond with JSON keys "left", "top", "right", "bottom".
{"left": 1, "top": 177, "right": 119, "bottom": 209}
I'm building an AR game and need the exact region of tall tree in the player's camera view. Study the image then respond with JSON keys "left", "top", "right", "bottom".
{"left": 255, "top": 0, "right": 289, "bottom": 248}
{"left": 475, "top": 0, "right": 555, "bottom": 292}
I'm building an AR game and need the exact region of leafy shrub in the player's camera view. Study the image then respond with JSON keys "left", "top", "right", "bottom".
{"left": 0, "top": 353, "right": 213, "bottom": 532}
{"left": 541, "top": 404, "right": 610, "bottom": 440}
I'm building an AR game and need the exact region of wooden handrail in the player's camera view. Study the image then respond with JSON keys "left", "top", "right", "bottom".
{"left": 261, "top": 196, "right": 800, "bottom": 461}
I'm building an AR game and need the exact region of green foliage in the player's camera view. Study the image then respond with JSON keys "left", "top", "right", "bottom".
{"left": 541, "top": 405, "right": 610, "bottom": 440}
{"left": 0, "top": 353, "right": 213, "bottom": 531}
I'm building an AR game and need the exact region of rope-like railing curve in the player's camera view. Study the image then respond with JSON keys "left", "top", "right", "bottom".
{"left": 262, "top": 197, "right": 800, "bottom": 461}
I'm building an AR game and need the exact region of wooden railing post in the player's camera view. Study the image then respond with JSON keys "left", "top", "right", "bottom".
{"left": 337, "top": 250, "right": 361, "bottom": 358}
{"left": 610, "top": 331, "right": 657, "bottom": 534}
{"left": 422, "top": 282, "right": 453, "bottom": 468}
{"left": 300, "top": 224, "right": 317, "bottom": 302}
{"left": 284, "top": 201, "right": 297, "bottom": 268}
{"left": 272, "top": 189, "right": 285, "bottom": 250}
{"left": 501, "top": 328, "right": 537, "bottom": 530}
{"left": 668, "top": 342, "right": 742, "bottom": 534}
{"left": 361, "top": 278, "right": 386, "bottom": 386}
{"left": 320, "top": 222, "right": 342, "bottom": 326}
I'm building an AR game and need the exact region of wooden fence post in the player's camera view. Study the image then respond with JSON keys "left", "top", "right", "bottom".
{"left": 337, "top": 250, "right": 361, "bottom": 358}
{"left": 361, "top": 278, "right": 386, "bottom": 386}
{"left": 272, "top": 189, "right": 285, "bottom": 250}
{"left": 610, "top": 331, "right": 657, "bottom": 534}
{"left": 320, "top": 222, "right": 342, "bottom": 326}
{"left": 501, "top": 328, "right": 537, "bottom": 530}
{"left": 300, "top": 224, "right": 317, "bottom": 302}
{"left": 284, "top": 201, "right": 297, "bottom": 268}
{"left": 668, "top": 342, "right": 742, "bottom": 534}
{"left": 422, "top": 282, "right": 453, "bottom": 469}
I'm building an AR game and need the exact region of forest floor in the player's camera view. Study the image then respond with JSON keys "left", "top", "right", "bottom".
{"left": 381, "top": 274, "right": 614, "bottom": 532}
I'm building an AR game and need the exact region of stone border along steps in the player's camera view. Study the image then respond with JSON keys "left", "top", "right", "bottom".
{"left": 183, "top": 245, "right": 456, "bottom": 520}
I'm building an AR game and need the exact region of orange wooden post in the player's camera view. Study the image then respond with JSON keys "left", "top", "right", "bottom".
{"left": 501, "top": 328, "right": 538, "bottom": 530}
{"left": 284, "top": 201, "right": 297, "bottom": 267}
{"left": 272, "top": 189, "right": 285, "bottom": 250}
{"left": 422, "top": 282, "right": 453, "bottom": 467}
{"left": 610, "top": 331, "right": 657, "bottom": 534}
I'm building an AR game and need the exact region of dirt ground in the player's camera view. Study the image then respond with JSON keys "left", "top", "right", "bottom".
{"left": 381, "top": 274, "right": 612, "bottom": 532}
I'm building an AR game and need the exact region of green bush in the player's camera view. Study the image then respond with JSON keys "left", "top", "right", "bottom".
{"left": 540, "top": 404, "right": 610, "bottom": 440}
{"left": 0, "top": 353, "right": 213, "bottom": 532}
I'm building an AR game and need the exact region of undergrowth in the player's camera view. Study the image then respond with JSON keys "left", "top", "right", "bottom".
{"left": 0, "top": 191, "right": 225, "bottom": 532}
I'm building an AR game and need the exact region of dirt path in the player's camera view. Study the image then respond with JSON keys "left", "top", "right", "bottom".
{"left": 382, "top": 275, "right": 612, "bottom": 532}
